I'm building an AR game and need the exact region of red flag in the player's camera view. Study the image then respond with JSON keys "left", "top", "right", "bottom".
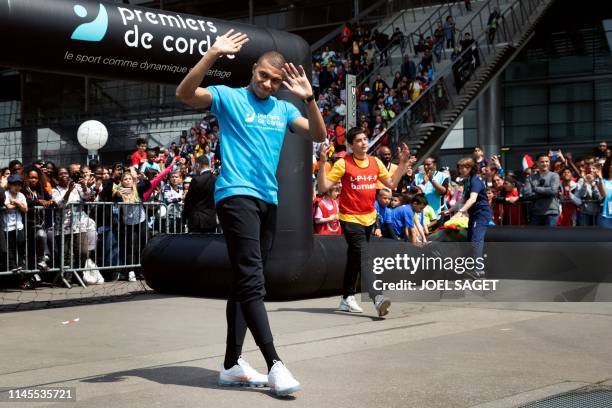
{"left": 522, "top": 154, "right": 535, "bottom": 170}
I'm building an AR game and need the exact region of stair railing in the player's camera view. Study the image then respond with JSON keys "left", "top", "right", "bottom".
{"left": 367, "top": 0, "right": 546, "bottom": 157}
{"left": 357, "top": 0, "right": 462, "bottom": 87}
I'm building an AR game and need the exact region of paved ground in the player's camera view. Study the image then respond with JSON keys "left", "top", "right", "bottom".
{"left": 1, "top": 294, "right": 611, "bottom": 407}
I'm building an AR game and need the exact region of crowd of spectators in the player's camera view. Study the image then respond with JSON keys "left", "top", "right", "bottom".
{"left": 312, "top": 22, "right": 451, "bottom": 152}
{"left": 308, "top": 14, "right": 612, "bottom": 240}
{"left": 312, "top": 140, "right": 612, "bottom": 240}
{"left": 0, "top": 114, "right": 221, "bottom": 289}
{"left": 311, "top": 6, "right": 512, "bottom": 155}
{"left": 2, "top": 125, "right": 611, "bottom": 288}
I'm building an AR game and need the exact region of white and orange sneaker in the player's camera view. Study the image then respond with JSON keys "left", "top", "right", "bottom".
{"left": 218, "top": 357, "right": 268, "bottom": 387}
{"left": 268, "top": 360, "right": 301, "bottom": 397}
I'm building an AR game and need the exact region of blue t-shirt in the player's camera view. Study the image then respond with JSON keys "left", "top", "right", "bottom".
{"left": 383, "top": 205, "right": 395, "bottom": 225}
{"left": 208, "top": 85, "right": 302, "bottom": 205}
{"left": 388, "top": 204, "right": 415, "bottom": 239}
{"left": 375, "top": 200, "right": 388, "bottom": 226}
{"left": 414, "top": 171, "right": 449, "bottom": 216}
{"left": 602, "top": 179, "right": 612, "bottom": 219}
{"left": 463, "top": 175, "right": 491, "bottom": 218}
{"left": 140, "top": 162, "right": 161, "bottom": 174}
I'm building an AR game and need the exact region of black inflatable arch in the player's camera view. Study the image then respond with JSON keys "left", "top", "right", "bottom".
{"left": 0, "top": 0, "right": 308, "bottom": 86}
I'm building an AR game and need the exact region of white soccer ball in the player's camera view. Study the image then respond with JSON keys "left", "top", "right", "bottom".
{"left": 77, "top": 120, "right": 108, "bottom": 151}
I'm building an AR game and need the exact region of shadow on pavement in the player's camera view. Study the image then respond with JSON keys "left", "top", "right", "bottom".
{"left": 271, "top": 307, "right": 383, "bottom": 321}
{"left": 81, "top": 365, "right": 297, "bottom": 400}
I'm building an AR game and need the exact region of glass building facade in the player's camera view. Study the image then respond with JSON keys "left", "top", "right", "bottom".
{"left": 0, "top": 74, "right": 203, "bottom": 166}
{"left": 439, "top": 0, "right": 612, "bottom": 171}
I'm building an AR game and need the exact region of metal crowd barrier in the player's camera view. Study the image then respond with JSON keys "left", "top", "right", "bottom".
{"left": 491, "top": 198, "right": 602, "bottom": 226}
{"left": 0, "top": 201, "right": 186, "bottom": 289}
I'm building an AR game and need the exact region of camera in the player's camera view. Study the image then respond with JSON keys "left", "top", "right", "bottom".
{"left": 71, "top": 171, "right": 82, "bottom": 183}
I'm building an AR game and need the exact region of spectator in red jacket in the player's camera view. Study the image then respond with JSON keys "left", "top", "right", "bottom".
{"left": 131, "top": 138, "right": 148, "bottom": 168}
{"left": 557, "top": 167, "right": 581, "bottom": 226}
{"left": 499, "top": 177, "right": 525, "bottom": 225}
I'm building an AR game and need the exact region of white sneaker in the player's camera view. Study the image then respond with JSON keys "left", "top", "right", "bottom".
{"left": 338, "top": 295, "right": 364, "bottom": 313}
{"left": 268, "top": 360, "right": 301, "bottom": 396}
{"left": 218, "top": 357, "right": 268, "bottom": 387}
{"left": 128, "top": 271, "right": 136, "bottom": 282}
{"left": 374, "top": 295, "right": 391, "bottom": 317}
{"left": 96, "top": 271, "right": 105, "bottom": 285}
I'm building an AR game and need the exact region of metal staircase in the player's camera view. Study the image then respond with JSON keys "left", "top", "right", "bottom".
{"left": 357, "top": 0, "right": 513, "bottom": 88}
{"left": 368, "top": 0, "right": 558, "bottom": 162}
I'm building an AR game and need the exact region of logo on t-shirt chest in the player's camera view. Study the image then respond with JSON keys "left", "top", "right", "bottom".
{"left": 243, "top": 110, "right": 284, "bottom": 131}
{"left": 349, "top": 174, "right": 378, "bottom": 190}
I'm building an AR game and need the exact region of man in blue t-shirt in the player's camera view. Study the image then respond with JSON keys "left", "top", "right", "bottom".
{"left": 176, "top": 29, "right": 326, "bottom": 396}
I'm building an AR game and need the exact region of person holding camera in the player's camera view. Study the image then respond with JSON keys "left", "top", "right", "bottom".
{"left": 52, "top": 167, "right": 93, "bottom": 281}
{"left": 112, "top": 166, "right": 151, "bottom": 281}
{"left": 576, "top": 157, "right": 602, "bottom": 226}
{"left": 522, "top": 154, "right": 561, "bottom": 226}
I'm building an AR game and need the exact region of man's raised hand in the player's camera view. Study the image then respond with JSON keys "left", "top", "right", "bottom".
{"left": 397, "top": 143, "right": 411, "bottom": 164}
{"left": 282, "top": 63, "right": 313, "bottom": 100}
{"left": 211, "top": 29, "right": 249, "bottom": 55}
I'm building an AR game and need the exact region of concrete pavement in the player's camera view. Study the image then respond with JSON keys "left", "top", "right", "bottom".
{"left": 1, "top": 294, "right": 611, "bottom": 407}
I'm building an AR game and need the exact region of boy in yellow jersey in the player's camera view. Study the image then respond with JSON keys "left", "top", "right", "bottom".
{"left": 317, "top": 128, "right": 411, "bottom": 317}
